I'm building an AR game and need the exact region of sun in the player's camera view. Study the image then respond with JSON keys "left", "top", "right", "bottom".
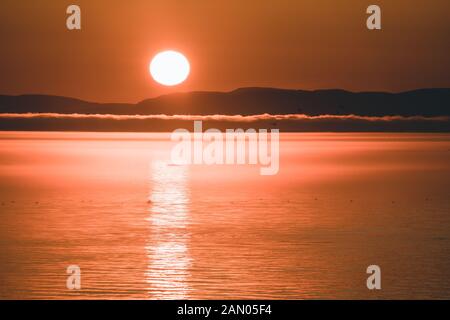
{"left": 149, "top": 50, "right": 190, "bottom": 86}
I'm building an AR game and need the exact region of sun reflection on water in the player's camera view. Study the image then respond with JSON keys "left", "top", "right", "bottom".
{"left": 145, "top": 161, "right": 192, "bottom": 299}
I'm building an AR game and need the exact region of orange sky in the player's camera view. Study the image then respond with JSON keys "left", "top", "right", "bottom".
{"left": 0, "top": 0, "right": 449, "bottom": 102}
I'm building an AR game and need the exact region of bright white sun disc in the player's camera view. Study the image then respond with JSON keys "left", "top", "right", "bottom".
{"left": 149, "top": 51, "right": 190, "bottom": 86}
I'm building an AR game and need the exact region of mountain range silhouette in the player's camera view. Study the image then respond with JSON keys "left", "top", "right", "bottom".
{"left": 1, "top": 87, "right": 449, "bottom": 116}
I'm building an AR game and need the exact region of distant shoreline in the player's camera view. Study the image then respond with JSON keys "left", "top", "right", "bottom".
{"left": 0, "top": 114, "right": 449, "bottom": 132}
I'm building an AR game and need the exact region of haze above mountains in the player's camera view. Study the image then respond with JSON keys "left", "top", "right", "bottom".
{"left": 1, "top": 87, "right": 449, "bottom": 117}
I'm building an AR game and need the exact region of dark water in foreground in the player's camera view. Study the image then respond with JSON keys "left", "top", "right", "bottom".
{"left": 0, "top": 132, "right": 449, "bottom": 299}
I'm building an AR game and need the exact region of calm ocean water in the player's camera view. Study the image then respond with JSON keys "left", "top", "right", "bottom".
{"left": 0, "top": 132, "right": 449, "bottom": 299}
